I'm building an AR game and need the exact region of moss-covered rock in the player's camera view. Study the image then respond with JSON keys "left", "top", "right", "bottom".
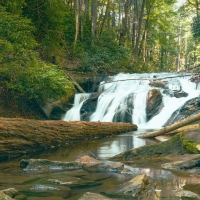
{"left": 110, "top": 130, "right": 200, "bottom": 162}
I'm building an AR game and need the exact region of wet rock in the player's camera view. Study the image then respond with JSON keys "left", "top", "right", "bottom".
{"left": 76, "top": 155, "right": 101, "bottom": 167}
{"left": 162, "top": 89, "right": 174, "bottom": 97}
{"left": 48, "top": 177, "right": 103, "bottom": 188}
{"left": 79, "top": 192, "right": 113, "bottom": 200}
{"left": 161, "top": 154, "right": 200, "bottom": 170}
{"left": 117, "top": 174, "right": 149, "bottom": 196}
{"left": 146, "top": 89, "right": 163, "bottom": 121}
{"left": 31, "top": 184, "right": 60, "bottom": 191}
{"left": 0, "top": 191, "right": 14, "bottom": 200}
{"left": 174, "top": 90, "right": 188, "bottom": 98}
{"left": 120, "top": 168, "right": 134, "bottom": 174}
{"left": 103, "top": 162, "right": 124, "bottom": 172}
{"left": 149, "top": 80, "right": 167, "bottom": 88}
{"left": 113, "top": 94, "right": 134, "bottom": 123}
{"left": 164, "top": 97, "right": 200, "bottom": 126}
{"left": 80, "top": 92, "right": 100, "bottom": 121}
{"left": 47, "top": 179, "right": 76, "bottom": 186}
{"left": 113, "top": 109, "right": 132, "bottom": 123}
{"left": 1, "top": 188, "right": 18, "bottom": 198}
{"left": 190, "top": 74, "right": 200, "bottom": 84}
{"left": 41, "top": 96, "right": 74, "bottom": 119}
{"left": 20, "top": 159, "right": 85, "bottom": 173}
{"left": 175, "top": 189, "right": 200, "bottom": 199}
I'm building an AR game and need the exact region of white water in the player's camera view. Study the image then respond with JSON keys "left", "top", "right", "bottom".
{"left": 63, "top": 93, "right": 90, "bottom": 121}
{"left": 63, "top": 73, "right": 200, "bottom": 128}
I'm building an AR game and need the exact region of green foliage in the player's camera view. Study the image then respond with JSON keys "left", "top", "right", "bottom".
{"left": 0, "top": 6, "right": 74, "bottom": 103}
{"left": 23, "top": 0, "right": 75, "bottom": 63}
{"left": 0, "top": 0, "right": 26, "bottom": 14}
{"left": 79, "top": 31, "right": 132, "bottom": 74}
{"left": 192, "top": 16, "right": 200, "bottom": 39}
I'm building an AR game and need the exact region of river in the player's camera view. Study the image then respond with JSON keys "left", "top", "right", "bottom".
{"left": 0, "top": 129, "right": 200, "bottom": 199}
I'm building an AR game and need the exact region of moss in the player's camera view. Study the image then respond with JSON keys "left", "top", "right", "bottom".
{"left": 180, "top": 132, "right": 200, "bottom": 153}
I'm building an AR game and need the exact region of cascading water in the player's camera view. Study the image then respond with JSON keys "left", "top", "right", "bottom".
{"left": 63, "top": 93, "right": 90, "bottom": 121}
{"left": 63, "top": 73, "right": 200, "bottom": 128}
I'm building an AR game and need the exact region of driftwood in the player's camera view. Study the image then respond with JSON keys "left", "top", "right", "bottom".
{"left": 0, "top": 118, "right": 137, "bottom": 162}
{"left": 166, "top": 124, "right": 200, "bottom": 136}
{"left": 66, "top": 72, "right": 85, "bottom": 93}
{"left": 140, "top": 112, "right": 200, "bottom": 138}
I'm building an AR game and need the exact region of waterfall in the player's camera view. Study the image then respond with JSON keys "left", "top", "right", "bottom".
{"left": 63, "top": 73, "right": 200, "bottom": 128}
{"left": 63, "top": 93, "right": 90, "bottom": 121}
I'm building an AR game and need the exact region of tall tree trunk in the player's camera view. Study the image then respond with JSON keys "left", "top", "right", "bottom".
{"left": 132, "top": 0, "right": 138, "bottom": 48}
{"left": 99, "top": 0, "right": 111, "bottom": 36}
{"left": 119, "top": 0, "right": 130, "bottom": 46}
{"left": 74, "top": 0, "right": 79, "bottom": 49}
{"left": 112, "top": 3, "right": 116, "bottom": 28}
{"left": 134, "top": 0, "right": 146, "bottom": 57}
{"left": 91, "top": 0, "right": 97, "bottom": 45}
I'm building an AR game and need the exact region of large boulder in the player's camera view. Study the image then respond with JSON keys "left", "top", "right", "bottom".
{"left": 146, "top": 89, "right": 163, "bottom": 121}
{"left": 110, "top": 130, "right": 200, "bottom": 162}
{"left": 41, "top": 94, "right": 75, "bottom": 120}
{"left": 164, "top": 97, "right": 200, "bottom": 126}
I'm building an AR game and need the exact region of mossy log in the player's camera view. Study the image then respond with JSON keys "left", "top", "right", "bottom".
{"left": 140, "top": 112, "right": 200, "bottom": 138}
{"left": 0, "top": 118, "right": 137, "bottom": 162}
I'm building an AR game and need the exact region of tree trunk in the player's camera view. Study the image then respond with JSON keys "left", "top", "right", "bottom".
{"left": 74, "top": 0, "right": 79, "bottom": 49}
{"left": 134, "top": 0, "right": 146, "bottom": 56}
{"left": 132, "top": 0, "right": 138, "bottom": 48}
{"left": 91, "top": 0, "right": 97, "bottom": 45}
{"left": 112, "top": 3, "right": 116, "bottom": 28}
{"left": 0, "top": 118, "right": 137, "bottom": 162}
{"left": 99, "top": 0, "right": 111, "bottom": 36}
{"left": 166, "top": 124, "right": 200, "bottom": 136}
{"left": 140, "top": 112, "right": 200, "bottom": 138}
{"left": 119, "top": 0, "right": 130, "bottom": 46}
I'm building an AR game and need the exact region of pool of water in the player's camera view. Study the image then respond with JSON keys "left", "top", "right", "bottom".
{"left": 0, "top": 130, "right": 200, "bottom": 199}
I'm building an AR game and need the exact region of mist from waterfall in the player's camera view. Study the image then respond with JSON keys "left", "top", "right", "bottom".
{"left": 63, "top": 73, "right": 199, "bottom": 129}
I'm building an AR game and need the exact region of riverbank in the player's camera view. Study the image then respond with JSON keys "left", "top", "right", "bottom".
{"left": 0, "top": 117, "right": 137, "bottom": 162}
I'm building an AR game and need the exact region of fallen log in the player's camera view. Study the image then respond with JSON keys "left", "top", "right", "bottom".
{"left": 166, "top": 124, "right": 200, "bottom": 136}
{"left": 0, "top": 118, "right": 137, "bottom": 162}
{"left": 139, "top": 112, "right": 200, "bottom": 138}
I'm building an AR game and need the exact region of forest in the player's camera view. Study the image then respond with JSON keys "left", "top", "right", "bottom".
{"left": 0, "top": 0, "right": 200, "bottom": 104}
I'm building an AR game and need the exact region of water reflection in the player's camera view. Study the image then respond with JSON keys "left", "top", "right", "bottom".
{"left": 97, "top": 129, "right": 155, "bottom": 159}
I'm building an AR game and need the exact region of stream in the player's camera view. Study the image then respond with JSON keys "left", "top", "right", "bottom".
{"left": 0, "top": 129, "right": 200, "bottom": 200}
{"left": 1, "top": 73, "right": 200, "bottom": 199}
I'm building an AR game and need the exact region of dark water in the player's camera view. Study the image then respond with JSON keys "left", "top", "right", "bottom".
{"left": 0, "top": 130, "right": 200, "bottom": 200}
